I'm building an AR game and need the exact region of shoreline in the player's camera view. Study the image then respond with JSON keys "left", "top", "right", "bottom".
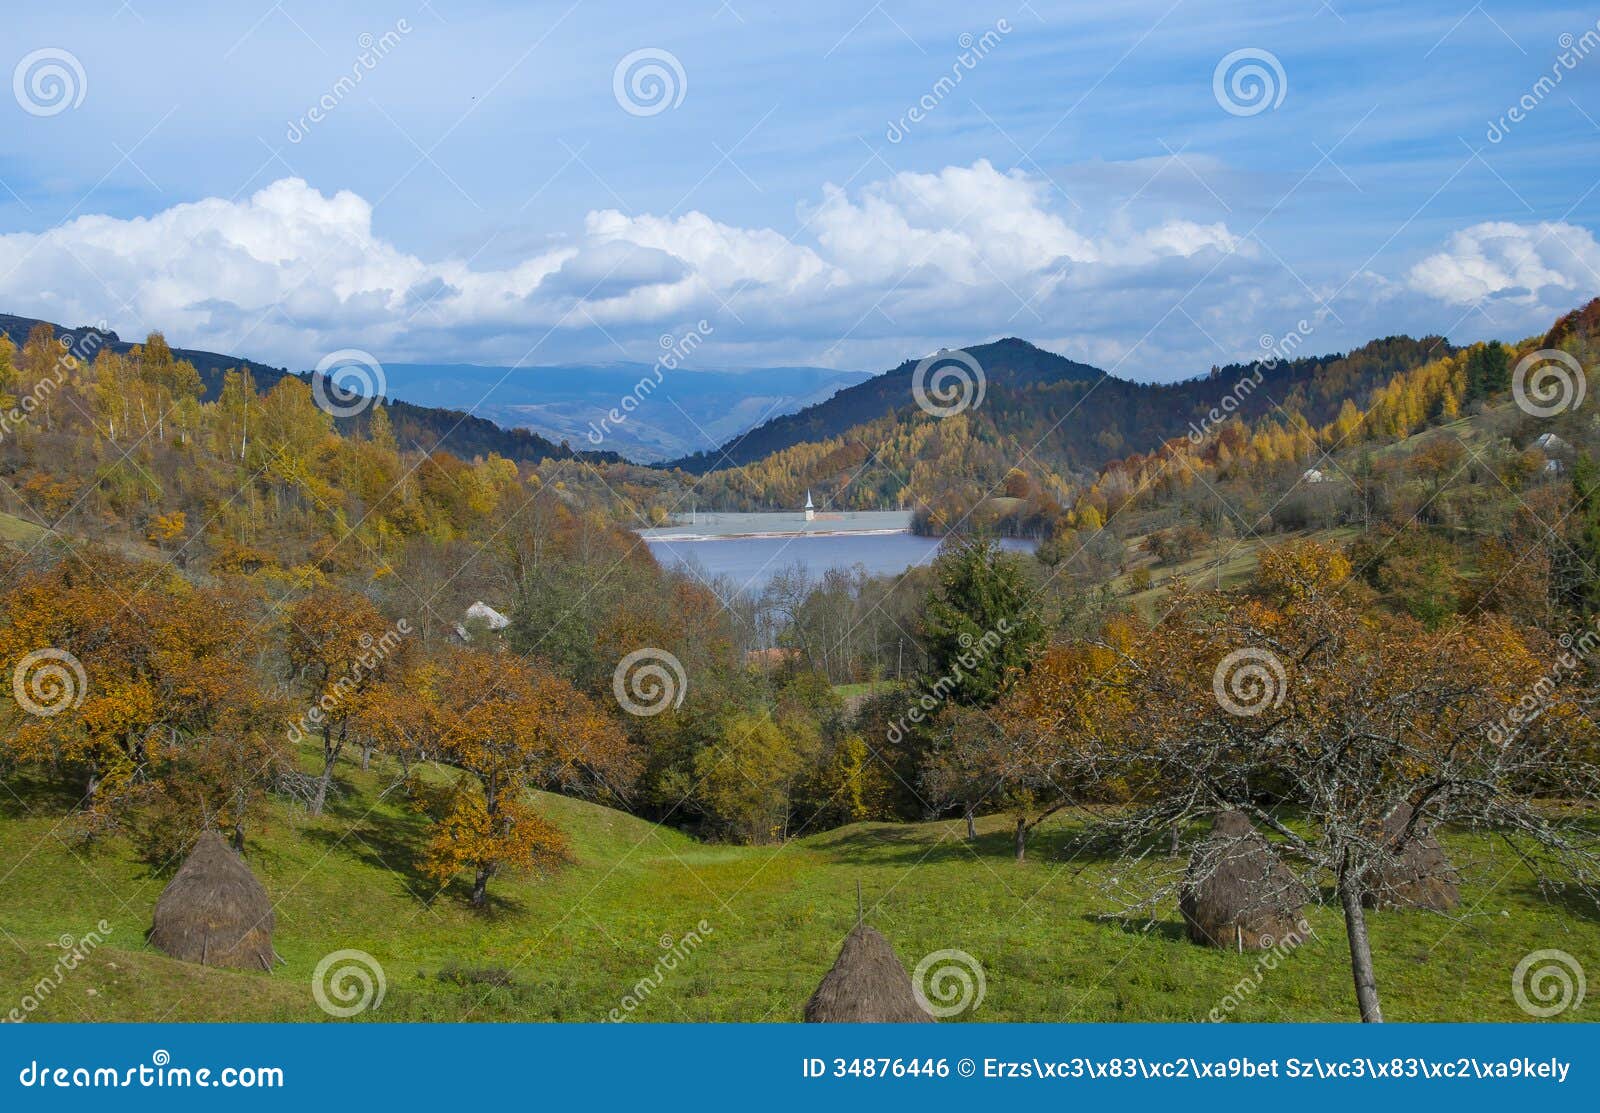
{"left": 640, "top": 527, "right": 917, "bottom": 543}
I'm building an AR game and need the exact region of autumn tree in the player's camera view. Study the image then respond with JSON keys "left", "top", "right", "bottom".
{"left": 691, "top": 711, "right": 815, "bottom": 844}
{"left": 1070, "top": 544, "right": 1600, "bottom": 1022}
{"left": 283, "top": 588, "right": 408, "bottom": 816}
{"left": 387, "top": 646, "right": 637, "bottom": 905}
{"left": 0, "top": 550, "right": 279, "bottom": 836}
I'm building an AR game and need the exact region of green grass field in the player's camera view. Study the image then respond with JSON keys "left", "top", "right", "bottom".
{"left": 0, "top": 510, "right": 47, "bottom": 545}
{"left": 0, "top": 756, "right": 1594, "bottom": 1023}
{"left": 1113, "top": 528, "right": 1361, "bottom": 616}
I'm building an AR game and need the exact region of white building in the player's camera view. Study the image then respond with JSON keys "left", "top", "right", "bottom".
{"left": 804, "top": 490, "right": 815, "bottom": 522}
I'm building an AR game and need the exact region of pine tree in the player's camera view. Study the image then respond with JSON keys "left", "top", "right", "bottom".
{"left": 918, "top": 537, "right": 1045, "bottom": 709}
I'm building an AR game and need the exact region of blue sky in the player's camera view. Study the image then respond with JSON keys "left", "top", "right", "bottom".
{"left": 0, "top": 0, "right": 1597, "bottom": 381}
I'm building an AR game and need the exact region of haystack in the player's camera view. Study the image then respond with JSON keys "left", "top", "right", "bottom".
{"left": 804, "top": 924, "right": 933, "bottom": 1022}
{"left": 149, "top": 830, "right": 276, "bottom": 971}
{"left": 1179, "top": 811, "right": 1305, "bottom": 950}
{"left": 1363, "top": 802, "right": 1460, "bottom": 911}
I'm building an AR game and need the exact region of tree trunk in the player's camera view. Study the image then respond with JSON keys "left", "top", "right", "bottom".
{"left": 230, "top": 824, "right": 245, "bottom": 853}
{"left": 470, "top": 866, "right": 491, "bottom": 907}
{"left": 1338, "top": 859, "right": 1384, "bottom": 1022}
{"left": 310, "top": 733, "right": 335, "bottom": 817}
{"left": 965, "top": 805, "right": 977, "bottom": 841}
{"left": 360, "top": 742, "right": 372, "bottom": 772}
{"left": 1169, "top": 823, "right": 1181, "bottom": 857}
{"left": 310, "top": 725, "right": 343, "bottom": 817}
{"left": 1014, "top": 816, "right": 1026, "bottom": 862}
{"left": 309, "top": 768, "right": 329, "bottom": 817}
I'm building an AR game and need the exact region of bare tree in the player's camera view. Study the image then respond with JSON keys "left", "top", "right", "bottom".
{"left": 1055, "top": 548, "right": 1600, "bottom": 1021}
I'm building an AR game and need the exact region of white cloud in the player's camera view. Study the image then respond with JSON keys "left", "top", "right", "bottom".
{"left": 0, "top": 167, "right": 1589, "bottom": 382}
{"left": 809, "top": 160, "right": 1098, "bottom": 284}
{"left": 1407, "top": 221, "right": 1600, "bottom": 310}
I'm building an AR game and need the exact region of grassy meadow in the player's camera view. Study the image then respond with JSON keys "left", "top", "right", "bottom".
{"left": 0, "top": 753, "right": 1593, "bottom": 1023}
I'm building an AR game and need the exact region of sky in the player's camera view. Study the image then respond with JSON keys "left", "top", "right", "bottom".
{"left": 0, "top": 0, "right": 1597, "bottom": 383}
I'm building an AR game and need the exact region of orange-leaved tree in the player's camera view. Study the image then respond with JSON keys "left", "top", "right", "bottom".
{"left": 1069, "top": 541, "right": 1600, "bottom": 1022}
{"left": 373, "top": 645, "right": 637, "bottom": 906}
{"left": 0, "top": 550, "right": 278, "bottom": 840}
{"left": 283, "top": 587, "right": 410, "bottom": 816}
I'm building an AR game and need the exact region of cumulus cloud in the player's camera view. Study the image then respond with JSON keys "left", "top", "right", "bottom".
{"left": 0, "top": 160, "right": 1255, "bottom": 370}
{"left": 0, "top": 162, "right": 1588, "bottom": 381}
{"left": 1407, "top": 221, "right": 1600, "bottom": 310}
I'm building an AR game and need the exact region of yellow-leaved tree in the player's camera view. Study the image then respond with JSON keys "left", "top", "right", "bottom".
{"left": 371, "top": 646, "right": 637, "bottom": 906}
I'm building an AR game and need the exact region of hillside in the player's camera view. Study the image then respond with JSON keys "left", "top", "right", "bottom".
{"left": 3, "top": 300, "right": 1599, "bottom": 1027}
{"left": 0, "top": 754, "right": 1588, "bottom": 1023}
{"left": 673, "top": 333, "right": 1454, "bottom": 526}
{"left": 0, "top": 312, "right": 607, "bottom": 466}
{"left": 670, "top": 334, "right": 1451, "bottom": 478}
{"left": 668, "top": 338, "right": 1106, "bottom": 472}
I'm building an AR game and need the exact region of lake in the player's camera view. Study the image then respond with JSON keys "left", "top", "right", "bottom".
{"left": 639, "top": 512, "right": 1036, "bottom": 593}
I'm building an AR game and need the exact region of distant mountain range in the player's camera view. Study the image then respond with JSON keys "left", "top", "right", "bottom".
{"left": 0, "top": 313, "right": 868, "bottom": 466}
{"left": 378, "top": 362, "right": 871, "bottom": 464}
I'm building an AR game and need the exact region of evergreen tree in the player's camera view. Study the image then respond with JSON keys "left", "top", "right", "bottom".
{"left": 917, "top": 537, "right": 1045, "bottom": 709}
{"left": 1567, "top": 452, "right": 1600, "bottom": 615}
{"left": 1463, "top": 341, "right": 1510, "bottom": 404}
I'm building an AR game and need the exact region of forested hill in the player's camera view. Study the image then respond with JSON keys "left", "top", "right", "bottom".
{"left": 668, "top": 333, "right": 1453, "bottom": 477}
{"left": 674, "top": 333, "right": 1458, "bottom": 523}
{"left": 0, "top": 312, "right": 606, "bottom": 464}
{"left": 0, "top": 312, "right": 295, "bottom": 395}
{"left": 667, "top": 338, "right": 1103, "bottom": 472}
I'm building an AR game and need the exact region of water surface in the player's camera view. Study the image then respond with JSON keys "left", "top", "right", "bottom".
{"left": 645, "top": 531, "right": 1035, "bottom": 593}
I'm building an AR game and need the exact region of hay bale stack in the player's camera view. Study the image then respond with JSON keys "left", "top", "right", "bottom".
{"left": 804, "top": 924, "right": 934, "bottom": 1022}
{"left": 1179, "top": 811, "right": 1305, "bottom": 950}
{"left": 1363, "top": 802, "right": 1460, "bottom": 911}
{"left": 150, "top": 830, "right": 276, "bottom": 971}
